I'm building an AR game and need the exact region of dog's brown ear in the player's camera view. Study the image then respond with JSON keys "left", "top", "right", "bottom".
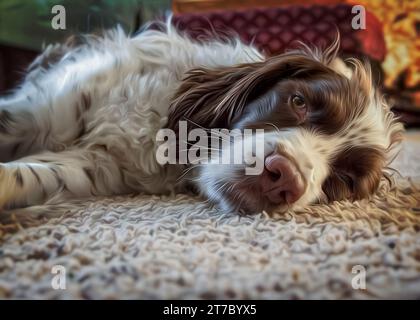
{"left": 167, "top": 62, "right": 260, "bottom": 131}
{"left": 167, "top": 54, "right": 332, "bottom": 131}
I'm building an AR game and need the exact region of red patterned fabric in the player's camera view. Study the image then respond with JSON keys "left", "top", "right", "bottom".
{"left": 173, "top": 4, "right": 386, "bottom": 61}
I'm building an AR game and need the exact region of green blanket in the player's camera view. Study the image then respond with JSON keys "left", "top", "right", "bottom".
{"left": 0, "top": 0, "right": 170, "bottom": 50}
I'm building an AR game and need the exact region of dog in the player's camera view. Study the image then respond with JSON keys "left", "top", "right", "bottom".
{"left": 0, "top": 22, "right": 403, "bottom": 215}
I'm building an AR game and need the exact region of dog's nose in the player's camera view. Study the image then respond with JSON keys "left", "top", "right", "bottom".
{"left": 260, "top": 153, "right": 305, "bottom": 205}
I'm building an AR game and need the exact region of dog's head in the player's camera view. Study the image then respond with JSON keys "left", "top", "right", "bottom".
{"left": 167, "top": 41, "right": 403, "bottom": 214}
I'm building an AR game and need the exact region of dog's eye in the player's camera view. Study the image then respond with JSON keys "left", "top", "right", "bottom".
{"left": 290, "top": 94, "right": 307, "bottom": 122}
{"left": 291, "top": 94, "right": 306, "bottom": 109}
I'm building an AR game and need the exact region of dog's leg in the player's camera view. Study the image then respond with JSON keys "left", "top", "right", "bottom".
{"left": 0, "top": 147, "right": 129, "bottom": 210}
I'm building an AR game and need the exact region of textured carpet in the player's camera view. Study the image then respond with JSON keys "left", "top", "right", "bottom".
{"left": 0, "top": 132, "right": 419, "bottom": 299}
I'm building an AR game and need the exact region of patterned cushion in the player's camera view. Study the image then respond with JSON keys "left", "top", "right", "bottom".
{"left": 173, "top": 4, "right": 386, "bottom": 61}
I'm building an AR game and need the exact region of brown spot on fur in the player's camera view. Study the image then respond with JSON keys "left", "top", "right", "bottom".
{"left": 11, "top": 142, "right": 22, "bottom": 158}
{"left": 75, "top": 118, "right": 86, "bottom": 140}
{"left": 0, "top": 110, "right": 13, "bottom": 134}
{"left": 75, "top": 105, "right": 82, "bottom": 121}
{"left": 50, "top": 167, "right": 64, "bottom": 187}
{"left": 27, "top": 34, "right": 100, "bottom": 76}
{"left": 28, "top": 165, "right": 42, "bottom": 184}
{"left": 14, "top": 169, "right": 24, "bottom": 187}
{"left": 359, "top": 127, "right": 369, "bottom": 134}
{"left": 81, "top": 93, "right": 91, "bottom": 111}
{"left": 83, "top": 167, "right": 95, "bottom": 184}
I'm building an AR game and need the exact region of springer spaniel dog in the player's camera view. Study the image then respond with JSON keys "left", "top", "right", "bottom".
{"left": 0, "top": 22, "right": 403, "bottom": 215}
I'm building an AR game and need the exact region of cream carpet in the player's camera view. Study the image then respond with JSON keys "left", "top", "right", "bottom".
{"left": 0, "top": 131, "right": 419, "bottom": 299}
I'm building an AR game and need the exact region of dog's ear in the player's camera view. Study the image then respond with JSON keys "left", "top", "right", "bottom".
{"left": 167, "top": 54, "right": 330, "bottom": 131}
{"left": 167, "top": 62, "right": 260, "bottom": 131}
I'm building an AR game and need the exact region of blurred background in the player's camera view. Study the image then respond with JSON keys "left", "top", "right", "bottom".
{"left": 0, "top": 0, "right": 418, "bottom": 125}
